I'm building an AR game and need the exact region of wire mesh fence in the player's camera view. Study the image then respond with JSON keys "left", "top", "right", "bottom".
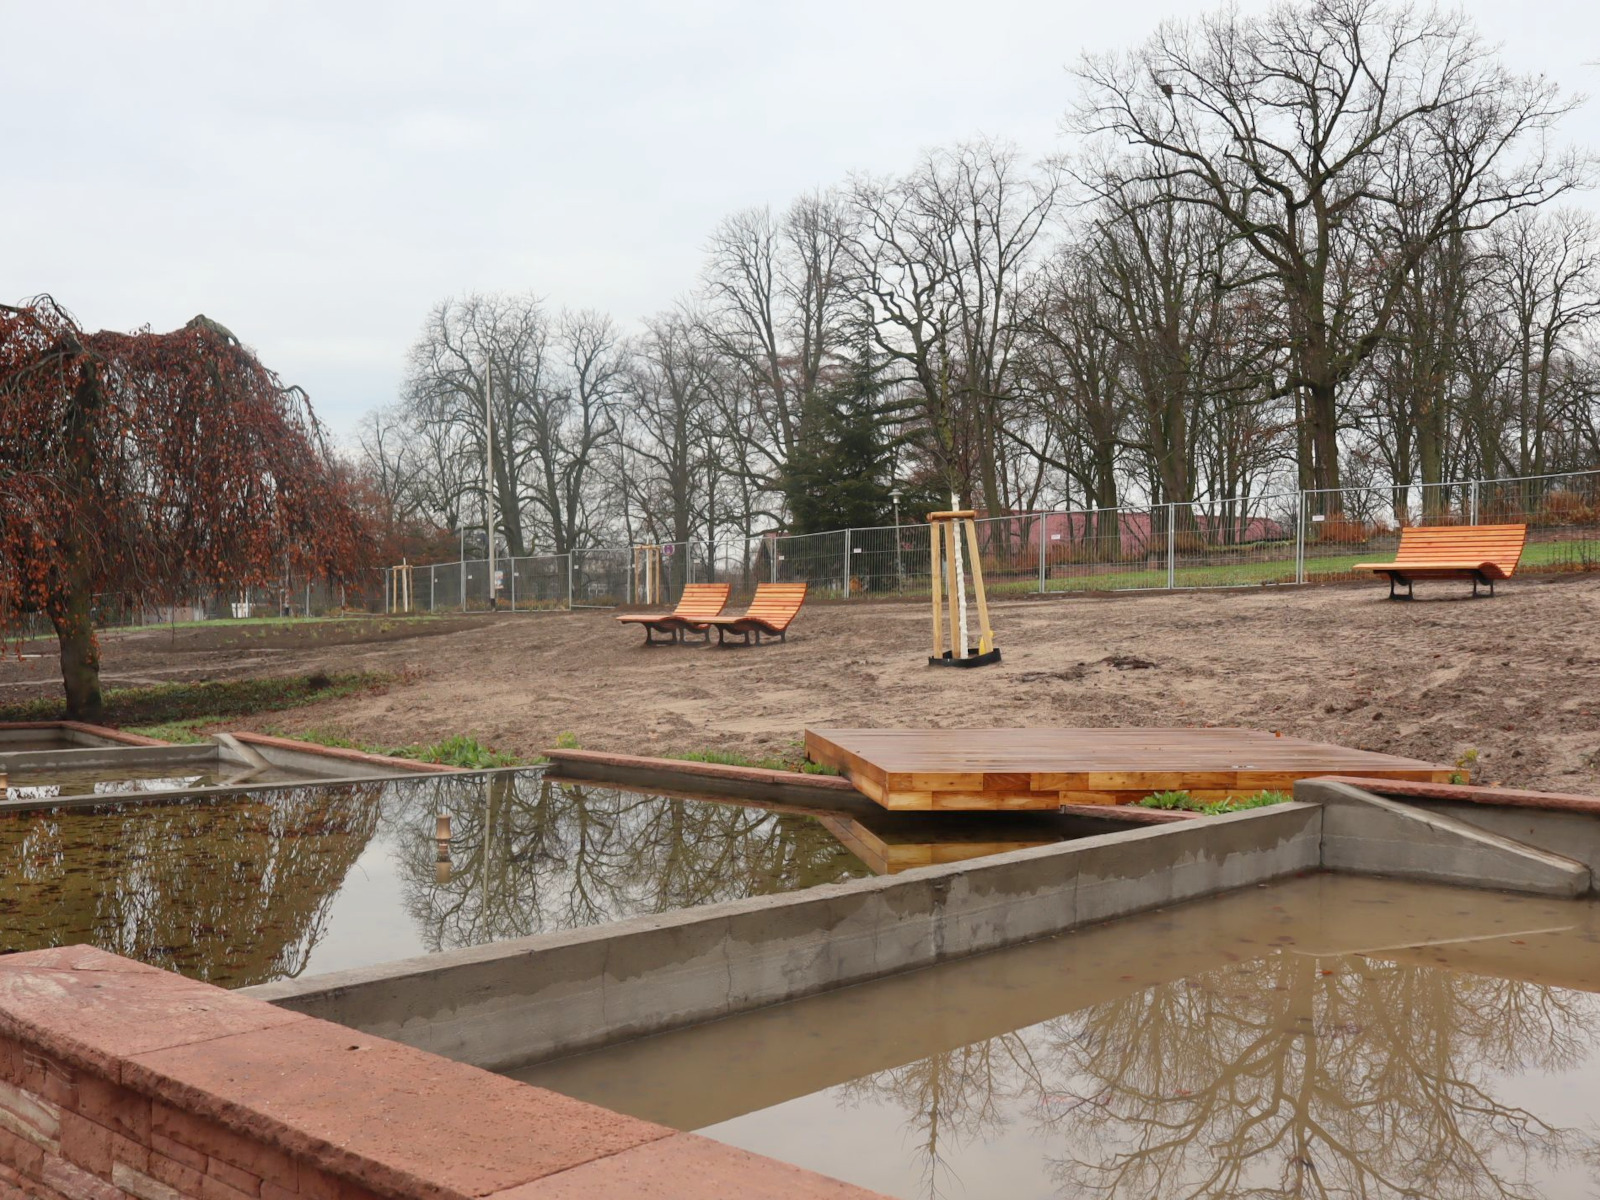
{"left": 18, "top": 466, "right": 1594, "bottom": 642}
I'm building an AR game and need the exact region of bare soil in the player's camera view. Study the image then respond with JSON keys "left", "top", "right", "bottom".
{"left": 5, "top": 577, "right": 1598, "bottom": 794}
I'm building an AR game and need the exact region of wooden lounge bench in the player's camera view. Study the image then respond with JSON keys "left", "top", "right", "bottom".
{"left": 614, "top": 582, "right": 731, "bottom": 644}
{"left": 1353, "top": 524, "right": 1527, "bottom": 599}
{"left": 704, "top": 582, "right": 808, "bottom": 646}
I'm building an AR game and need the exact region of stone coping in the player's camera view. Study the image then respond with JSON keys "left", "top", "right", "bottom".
{"left": 0, "top": 945, "right": 881, "bottom": 1200}
{"left": 1315, "top": 774, "right": 1600, "bottom": 815}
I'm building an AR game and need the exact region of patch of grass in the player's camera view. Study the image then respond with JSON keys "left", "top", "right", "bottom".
{"left": 275, "top": 727, "right": 521, "bottom": 769}
{"left": 1135, "top": 788, "right": 1294, "bottom": 815}
{"left": 670, "top": 748, "right": 839, "bottom": 776}
{"left": 123, "top": 717, "right": 221, "bottom": 744}
{"left": 0, "top": 672, "right": 393, "bottom": 728}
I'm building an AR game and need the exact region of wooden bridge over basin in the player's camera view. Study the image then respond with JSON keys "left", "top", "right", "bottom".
{"left": 803, "top": 727, "right": 1455, "bottom": 811}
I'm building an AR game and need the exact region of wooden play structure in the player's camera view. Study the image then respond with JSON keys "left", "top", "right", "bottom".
{"left": 928, "top": 508, "right": 998, "bottom": 668}
{"left": 615, "top": 583, "right": 731, "bottom": 645}
{"left": 1354, "top": 523, "right": 1528, "bottom": 599}
{"left": 632, "top": 544, "right": 665, "bottom": 605}
{"left": 804, "top": 726, "right": 1456, "bottom": 811}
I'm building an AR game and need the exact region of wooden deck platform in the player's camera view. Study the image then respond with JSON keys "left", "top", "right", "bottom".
{"left": 803, "top": 727, "right": 1455, "bottom": 811}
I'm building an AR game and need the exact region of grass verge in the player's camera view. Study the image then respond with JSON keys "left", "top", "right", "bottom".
{"left": 272, "top": 727, "right": 521, "bottom": 768}
{"left": 0, "top": 672, "right": 394, "bottom": 731}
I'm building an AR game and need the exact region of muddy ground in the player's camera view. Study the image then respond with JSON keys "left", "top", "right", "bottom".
{"left": 4, "top": 576, "right": 1598, "bottom": 793}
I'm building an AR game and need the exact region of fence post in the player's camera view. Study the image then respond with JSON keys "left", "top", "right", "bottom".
{"left": 305, "top": 580, "right": 311, "bottom": 618}
{"left": 843, "top": 529, "right": 852, "bottom": 598}
{"left": 430, "top": 565, "right": 435, "bottom": 612}
{"left": 460, "top": 562, "right": 466, "bottom": 613}
{"left": 510, "top": 559, "right": 517, "bottom": 611}
{"left": 1295, "top": 492, "right": 1307, "bottom": 585}
{"left": 567, "top": 553, "right": 575, "bottom": 610}
{"left": 772, "top": 538, "right": 779, "bottom": 583}
{"left": 1469, "top": 481, "right": 1479, "bottom": 526}
{"left": 1038, "top": 512, "right": 1047, "bottom": 594}
{"left": 1167, "top": 503, "right": 1177, "bottom": 590}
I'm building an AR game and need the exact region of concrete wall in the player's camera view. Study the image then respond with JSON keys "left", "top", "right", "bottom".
{"left": 1297, "top": 779, "right": 1591, "bottom": 897}
{"left": 1404, "top": 798, "right": 1600, "bottom": 878}
{"left": 246, "top": 803, "right": 1322, "bottom": 1071}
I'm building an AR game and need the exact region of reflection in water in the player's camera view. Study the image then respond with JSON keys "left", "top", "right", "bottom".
{"left": 0, "top": 771, "right": 868, "bottom": 985}
{"left": 0, "top": 784, "right": 382, "bottom": 986}
{"left": 522, "top": 876, "right": 1600, "bottom": 1200}
{"left": 383, "top": 774, "right": 866, "bottom": 952}
{"left": 845, "top": 958, "right": 1598, "bottom": 1199}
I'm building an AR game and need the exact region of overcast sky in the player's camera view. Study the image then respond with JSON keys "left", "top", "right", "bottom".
{"left": 3, "top": 1, "right": 1595, "bottom": 445}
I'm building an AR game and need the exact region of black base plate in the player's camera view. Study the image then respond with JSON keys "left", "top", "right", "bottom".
{"left": 928, "top": 647, "right": 1002, "bottom": 669}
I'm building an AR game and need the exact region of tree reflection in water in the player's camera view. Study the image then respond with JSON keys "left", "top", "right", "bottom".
{"left": 0, "top": 771, "right": 868, "bottom": 987}
{"left": 0, "top": 785, "right": 383, "bottom": 987}
{"left": 383, "top": 774, "right": 869, "bottom": 951}
{"left": 844, "top": 953, "right": 1600, "bottom": 1199}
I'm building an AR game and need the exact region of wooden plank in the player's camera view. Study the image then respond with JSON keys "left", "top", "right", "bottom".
{"left": 805, "top": 726, "right": 1453, "bottom": 813}
{"left": 961, "top": 517, "right": 994, "bottom": 653}
{"left": 929, "top": 522, "right": 944, "bottom": 660}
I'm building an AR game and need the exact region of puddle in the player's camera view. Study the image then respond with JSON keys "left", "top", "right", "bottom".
{"left": 0, "top": 771, "right": 870, "bottom": 986}
{"left": 518, "top": 874, "right": 1600, "bottom": 1199}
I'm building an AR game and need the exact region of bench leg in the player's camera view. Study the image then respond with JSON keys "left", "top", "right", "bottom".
{"left": 1386, "top": 574, "right": 1413, "bottom": 601}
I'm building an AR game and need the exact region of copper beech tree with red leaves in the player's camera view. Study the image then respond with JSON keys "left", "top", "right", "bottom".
{"left": 0, "top": 297, "right": 369, "bottom": 721}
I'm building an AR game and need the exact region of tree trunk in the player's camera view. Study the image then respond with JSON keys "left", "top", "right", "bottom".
{"left": 52, "top": 582, "right": 103, "bottom": 722}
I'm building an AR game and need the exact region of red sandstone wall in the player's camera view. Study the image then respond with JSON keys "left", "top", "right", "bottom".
{"left": 0, "top": 946, "right": 880, "bottom": 1200}
{"left": 0, "top": 1036, "right": 373, "bottom": 1200}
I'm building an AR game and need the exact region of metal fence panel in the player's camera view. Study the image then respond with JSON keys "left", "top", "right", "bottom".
{"left": 571, "top": 548, "right": 629, "bottom": 608}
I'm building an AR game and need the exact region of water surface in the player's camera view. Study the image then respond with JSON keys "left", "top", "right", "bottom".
{"left": 521, "top": 874, "right": 1600, "bottom": 1199}
{"left": 0, "top": 771, "right": 868, "bottom": 986}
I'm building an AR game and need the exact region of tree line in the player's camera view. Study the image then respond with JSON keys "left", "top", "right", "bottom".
{"left": 360, "top": 0, "right": 1600, "bottom": 565}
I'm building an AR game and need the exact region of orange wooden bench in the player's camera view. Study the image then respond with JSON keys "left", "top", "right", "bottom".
{"left": 1353, "top": 524, "right": 1527, "bottom": 599}
{"left": 703, "top": 582, "right": 809, "bottom": 646}
{"left": 614, "top": 582, "right": 731, "bottom": 644}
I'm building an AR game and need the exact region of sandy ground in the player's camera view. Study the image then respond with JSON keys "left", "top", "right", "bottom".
{"left": 5, "top": 575, "right": 1599, "bottom": 794}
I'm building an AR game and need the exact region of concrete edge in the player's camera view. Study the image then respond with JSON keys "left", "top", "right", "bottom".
{"left": 0, "top": 719, "right": 172, "bottom": 747}
{"left": 1296, "top": 779, "right": 1591, "bottom": 897}
{"left": 244, "top": 803, "right": 1322, "bottom": 1070}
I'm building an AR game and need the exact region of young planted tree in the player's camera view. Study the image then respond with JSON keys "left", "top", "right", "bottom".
{"left": 0, "top": 298, "right": 368, "bottom": 721}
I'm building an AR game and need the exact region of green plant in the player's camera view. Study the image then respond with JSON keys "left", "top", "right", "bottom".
{"left": 1135, "top": 788, "right": 1293, "bottom": 815}
{"left": 1200, "top": 789, "right": 1293, "bottom": 815}
{"left": 1136, "top": 790, "right": 1196, "bottom": 810}
{"left": 553, "top": 731, "right": 581, "bottom": 749}
{"left": 403, "top": 735, "right": 518, "bottom": 769}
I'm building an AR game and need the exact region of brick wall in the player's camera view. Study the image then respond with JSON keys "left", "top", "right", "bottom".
{"left": 0, "top": 946, "right": 880, "bottom": 1200}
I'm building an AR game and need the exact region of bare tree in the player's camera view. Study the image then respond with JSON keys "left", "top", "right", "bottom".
{"left": 848, "top": 140, "right": 1060, "bottom": 511}
{"left": 1073, "top": 0, "right": 1583, "bottom": 500}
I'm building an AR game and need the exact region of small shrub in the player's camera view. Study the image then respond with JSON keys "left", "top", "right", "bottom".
{"left": 405, "top": 735, "right": 518, "bottom": 769}
{"left": 553, "top": 731, "right": 581, "bottom": 750}
{"left": 1539, "top": 491, "right": 1595, "bottom": 527}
